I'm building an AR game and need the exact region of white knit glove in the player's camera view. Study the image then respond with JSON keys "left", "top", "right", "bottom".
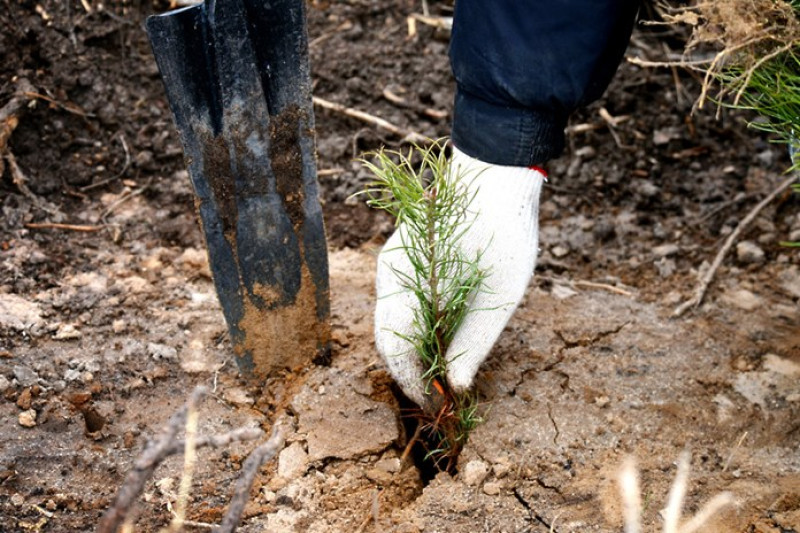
{"left": 374, "top": 147, "right": 544, "bottom": 409}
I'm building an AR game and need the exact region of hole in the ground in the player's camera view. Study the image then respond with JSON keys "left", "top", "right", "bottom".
{"left": 390, "top": 382, "right": 460, "bottom": 485}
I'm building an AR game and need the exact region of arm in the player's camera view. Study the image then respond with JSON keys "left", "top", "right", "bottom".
{"left": 450, "top": 0, "right": 641, "bottom": 166}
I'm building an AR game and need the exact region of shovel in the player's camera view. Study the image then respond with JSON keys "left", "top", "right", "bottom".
{"left": 146, "top": 0, "right": 330, "bottom": 377}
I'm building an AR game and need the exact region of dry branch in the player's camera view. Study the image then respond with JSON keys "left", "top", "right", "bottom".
{"left": 216, "top": 425, "right": 285, "bottom": 533}
{"left": 98, "top": 388, "right": 206, "bottom": 533}
{"left": 0, "top": 78, "right": 35, "bottom": 154}
{"left": 6, "top": 152, "right": 64, "bottom": 217}
{"left": 1, "top": 78, "right": 36, "bottom": 178}
{"left": 97, "top": 387, "right": 272, "bottom": 533}
{"left": 673, "top": 174, "right": 798, "bottom": 317}
{"left": 312, "top": 96, "right": 427, "bottom": 144}
{"left": 25, "top": 222, "right": 103, "bottom": 232}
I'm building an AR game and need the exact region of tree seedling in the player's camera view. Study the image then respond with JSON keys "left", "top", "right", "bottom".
{"left": 360, "top": 139, "right": 486, "bottom": 471}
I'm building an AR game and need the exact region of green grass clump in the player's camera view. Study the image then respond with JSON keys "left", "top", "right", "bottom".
{"left": 360, "top": 139, "right": 485, "bottom": 471}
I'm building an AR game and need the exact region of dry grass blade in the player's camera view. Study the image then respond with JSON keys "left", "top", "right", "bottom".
{"left": 216, "top": 425, "right": 285, "bottom": 533}
{"left": 617, "top": 452, "right": 735, "bottom": 533}
{"left": 618, "top": 457, "right": 642, "bottom": 533}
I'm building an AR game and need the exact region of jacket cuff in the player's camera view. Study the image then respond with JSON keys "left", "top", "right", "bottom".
{"left": 451, "top": 88, "right": 567, "bottom": 167}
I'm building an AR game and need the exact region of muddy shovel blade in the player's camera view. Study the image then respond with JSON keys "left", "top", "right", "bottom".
{"left": 146, "top": 0, "right": 330, "bottom": 377}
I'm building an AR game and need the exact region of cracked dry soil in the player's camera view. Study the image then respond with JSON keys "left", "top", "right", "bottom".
{"left": 2, "top": 0, "right": 800, "bottom": 532}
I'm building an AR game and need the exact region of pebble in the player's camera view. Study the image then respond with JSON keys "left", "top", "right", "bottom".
{"left": 736, "top": 241, "right": 765, "bottom": 264}
{"left": 375, "top": 456, "right": 401, "bottom": 474}
{"left": 0, "top": 375, "right": 10, "bottom": 393}
{"left": 54, "top": 323, "right": 82, "bottom": 340}
{"left": 16, "top": 388, "right": 32, "bottom": 410}
{"left": 551, "top": 245, "right": 570, "bottom": 258}
{"left": 11, "top": 493, "right": 24, "bottom": 506}
{"left": 13, "top": 365, "right": 39, "bottom": 387}
{"left": 652, "top": 243, "right": 679, "bottom": 258}
{"left": 148, "top": 343, "right": 177, "bottom": 361}
{"left": 278, "top": 442, "right": 309, "bottom": 479}
{"left": 483, "top": 481, "right": 502, "bottom": 496}
{"left": 18, "top": 409, "right": 37, "bottom": 428}
{"left": 64, "top": 369, "right": 82, "bottom": 382}
{"left": 492, "top": 457, "right": 511, "bottom": 479}
{"left": 461, "top": 460, "right": 489, "bottom": 486}
{"left": 365, "top": 468, "right": 392, "bottom": 485}
{"left": 779, "top": 267, "right": 800, "bottom": 298}
{"left": 721, "top": 289, "right": 763, "bottom": 311}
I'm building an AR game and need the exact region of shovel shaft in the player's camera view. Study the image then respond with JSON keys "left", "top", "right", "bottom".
{"left": 147, "top": 0, "right": 330, "bottom": 377}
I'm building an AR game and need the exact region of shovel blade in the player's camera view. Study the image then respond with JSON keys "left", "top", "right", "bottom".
{"left": 146, "top": 0, "right": 330, "bottom": 377}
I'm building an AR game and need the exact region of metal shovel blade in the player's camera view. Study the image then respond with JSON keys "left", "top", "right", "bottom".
{"left": 146, "top": 0, "right": 330, "bottom": 377}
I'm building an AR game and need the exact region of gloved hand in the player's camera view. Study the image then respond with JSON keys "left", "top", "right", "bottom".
{"left": 374, "top": 146, "right": 545, "bottom": 410}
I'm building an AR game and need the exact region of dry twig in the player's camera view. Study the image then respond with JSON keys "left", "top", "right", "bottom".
{"left": 25, "top": 222, "right": 102, "bottom": 232}
{"left": 673, "top": 174, "right": 797, "bottom": 317}
{"left": 0, "top": 78, "right": 36, "bottom": 171}
{"left": 98, "top": 388, "right": 269, "bottom": 533}
{"left": 216, "top": 425, "right": 285, "bottom": 533}
{"left": 99, "top": 388, "right": 207, "bottom": 533}
{"left": 312, "top": 96, "right": 427, "bottom": 144}
{"left": 6, "top": 152, "right": 64, "bottom": 217}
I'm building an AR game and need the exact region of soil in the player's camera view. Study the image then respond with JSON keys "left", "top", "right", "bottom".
{"left": 1, "top": 1, "right": 799, "bottom": 532}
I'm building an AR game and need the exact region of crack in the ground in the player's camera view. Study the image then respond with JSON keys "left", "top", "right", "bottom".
{"left": 514, "top": 488, "right": 559, "bottom": 533}
{"left": 553, "top": 320, "right": 630, "bottom": 349}
{"left": 546, "top": 404, "right": 560, "bottom": 446}
{"left": 511, "top": 321, "right": 630, "bottom": 397}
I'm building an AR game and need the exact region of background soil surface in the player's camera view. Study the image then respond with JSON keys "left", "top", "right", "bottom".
{"left": 1, "top": 1, "right": 799, "bottom": 532}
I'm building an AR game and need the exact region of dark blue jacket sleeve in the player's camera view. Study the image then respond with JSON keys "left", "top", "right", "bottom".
{"left": 450, "top": 1, "right": 640, "bottom": 167}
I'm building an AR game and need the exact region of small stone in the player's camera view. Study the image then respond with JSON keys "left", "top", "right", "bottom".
{"left": 551, "top": 284, "right": 578, "bottom": 300}
{"left": 483, "top": 481, "right": 502, "bottom": 496}
{"left": 652, "top": 244, "right": 679, "bottom": 258}
{"left": 54, "top": 323, "right": 82, "bottom": 340}
{"left": 636, "top": 180, "right": 660, "bottom": 198}
{"left": 263, "top": 489, "right": 277, "bottom": 503}
{"left": 223, "top": 386, "right": 254, "bottom": 407}
{"left": 0, "top": 375, "right": 10, "bottom": 393}
{"left": 595, "top": 395, "right": 611, "bottom": 408}
{"left": 365, "top": 468, "right": 393, "bottom": 485}
{"left": 654, "top": 257, "right": 676, "bottom": 278}
{"left": 786, "top": 393, "right": 800, "bottom": 403}
{"left": 375, "top": 457, "right": 401, "bottom": 474}
{"left": 779, "top": 267, "right": 800, "bottom": 299}
{"left": 112, "top": 320, "right": 126, "bottom": 334}
{"left": 64, "top": 369, "right": 82, "bottom": 382}
{"left": 789, "top": 229, "right": 800, "bottom": 242}
{"left": 13, "top": 365, "right": 39, "bottom": 387}
{"left": 0, "top": 294, "right": 43, "bottom": 331}
{"left": 492, "top": 457, "right": 511, "bottom": 479}
{"left": 331, "top": 329, "right": 350, "bottom": 347}
{"left": 16, "top": 388, "right": 32, "bottom": 410}
{"left": 11, "top": 493, "right": 24, "bottom": 506}
{"left": 461, "top": 460, "right": 489, "bottom": 486}
{"left": 18, "top": 409, "right": 37, "bottom": 427}
{"left": 45, "top": 499, "right": 57, "bottom": 511}
{"left": 721, "top": 289, "right": 763, "bottom": 311}
{"left": 148, "top": 343, "right": 177, "bottom": 361}
{"left": 278, "top": 442, "right": 309, "bottom": 479}
{"left": 736, "top": 241, "right": 765, "bottom": 264}
{"left": 551, "top": 245, "right": 570, "bottom": 258}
